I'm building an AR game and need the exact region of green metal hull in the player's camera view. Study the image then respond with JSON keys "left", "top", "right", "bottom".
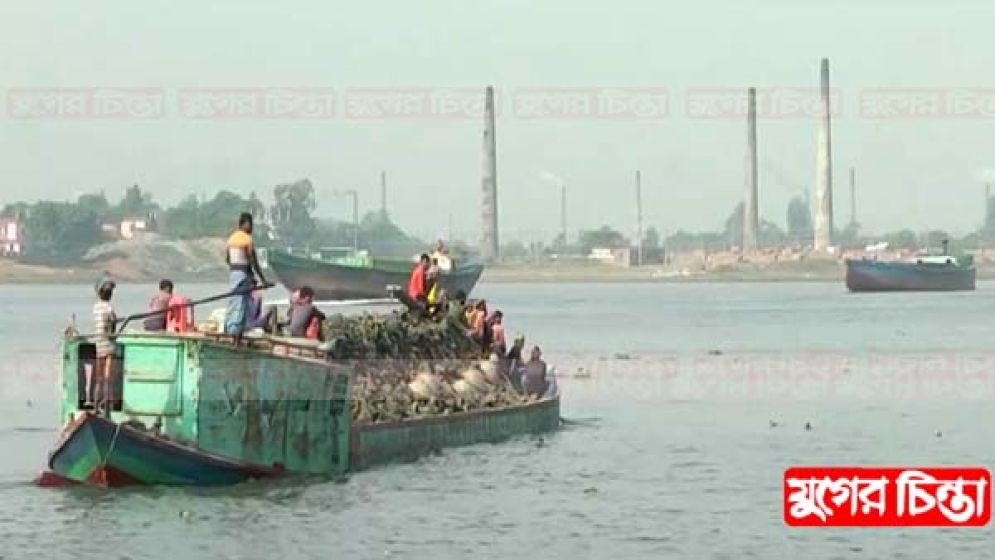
{"left": 349, "top": 397, "right": 561, "bottom": 470}
{"left": 46, "top": 334, "right": 561, "bottom": 486}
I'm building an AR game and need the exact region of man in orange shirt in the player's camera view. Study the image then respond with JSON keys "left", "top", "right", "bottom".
{"left": 224, "top": 213, "right": 269, "bottom": 336}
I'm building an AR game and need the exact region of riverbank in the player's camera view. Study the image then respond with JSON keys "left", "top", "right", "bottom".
{"left": 0, "top": 234, "right": 228, "bottom": 285}
{"left": 481, "top": 259, "right": 846, "bottom": 283}
{"left": 5, "top": 241, "right": 994, "bottom": 285}
{"left": 0, "top": 256, "right": 850, "bottom": 284}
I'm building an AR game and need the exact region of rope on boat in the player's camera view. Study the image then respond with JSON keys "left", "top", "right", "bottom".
{"left": 100, "top": 422, "right": 124, "bottom": 473}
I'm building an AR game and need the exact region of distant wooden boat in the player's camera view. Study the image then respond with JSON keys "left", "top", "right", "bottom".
{"left": 39, "top": 333, "right": 559, "bottom": 487}
{"left": 266, "top": 248, "right": 484, "bottom": 301}
{"left": 845, "top": 254, "right": 976, "bottom": 292}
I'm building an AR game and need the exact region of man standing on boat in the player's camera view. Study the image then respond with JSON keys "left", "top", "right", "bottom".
{"left": 224, "top": 213, "right": 269, "bottom": 336}
{"left": 92, "top": 279, "right": 117, "bottom": 411}
{"left": 407, "top": 253, "right": 430, "bottom": 303}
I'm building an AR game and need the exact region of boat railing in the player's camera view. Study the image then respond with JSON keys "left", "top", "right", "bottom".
{"left": 70, "top": 330, "right": 335, "bottom": 364}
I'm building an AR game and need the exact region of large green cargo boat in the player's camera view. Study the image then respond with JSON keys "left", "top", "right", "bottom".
{"left": 266, "top": 248, "right": 485, "bottom": 301}
{"left": 41, "top": 333, "right": 560, "bottom": 487}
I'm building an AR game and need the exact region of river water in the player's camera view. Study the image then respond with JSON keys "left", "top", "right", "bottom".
{"left": 2, "top": 281, "right": 995, "bottom": 559}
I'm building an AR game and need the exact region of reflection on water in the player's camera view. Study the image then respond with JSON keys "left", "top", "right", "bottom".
{"left": 2, "top": 281, "right": 995, "bottom": 558}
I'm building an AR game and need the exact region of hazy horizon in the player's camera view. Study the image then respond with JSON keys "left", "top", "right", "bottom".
{"left": 4, "top": 0, "right": 995, "bottom": 244}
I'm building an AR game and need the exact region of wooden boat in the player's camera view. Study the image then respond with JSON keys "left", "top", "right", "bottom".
{"left": 266, "top": 247, "right": 485, "bottom": 301}
{"left": 39, "top": 332, "right": 560, "bottom": 487}
{"left": 845, "top": 254, "right": 976, "bottom": 292}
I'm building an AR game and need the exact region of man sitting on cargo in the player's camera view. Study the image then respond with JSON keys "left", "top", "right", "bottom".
{"left": 246, "top": 287, "right": 280, "bottom": 334}
{"left": 469, "top": 300, "right": 488, "bottom": 349}
{"left": 523, "top": 346, "right": 548, "bottom": 397}
{"left": 489, "top": 310, "right": 506, "bottom": 356}
{"left": 445, "top": 290, "right": 468, "bottom": 328}
{"left": 144, "top": 279, "right": 173, "bottom": 331}
{"left": 503, "top": 333, "right": 526, "bottom": 391}
{"left": 286, "top": 286, "right": 325, "bottom": 340}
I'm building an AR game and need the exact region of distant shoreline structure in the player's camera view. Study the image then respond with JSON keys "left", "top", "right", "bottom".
{"left": 10, "top": 250, "right": 995, "bottom": 285}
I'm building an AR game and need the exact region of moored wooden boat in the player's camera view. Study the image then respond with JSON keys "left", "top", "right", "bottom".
{"left": 845, "top": 255, "right": 976, "bottom": 292}
{"left": 267, "top": 248, "right": 484, "bottom": 301}
{"left": 40, "top": 332, "right": 560, "bottom": 487}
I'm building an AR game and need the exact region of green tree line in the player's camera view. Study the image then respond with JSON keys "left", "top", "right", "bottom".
{"left": 1, "top": 179, "right": 420, "bottom": 263}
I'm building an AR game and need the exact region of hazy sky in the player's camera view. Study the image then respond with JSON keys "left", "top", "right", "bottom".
{"left": 3, "top": 0, "right": 995, "bottom": 243}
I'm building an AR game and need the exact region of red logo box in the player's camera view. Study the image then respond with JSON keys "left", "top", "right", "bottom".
{"left": 784, "top": 466, "right": 991, "bottom": 527}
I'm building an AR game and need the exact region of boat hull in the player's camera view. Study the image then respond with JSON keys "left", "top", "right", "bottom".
{"left": 268, "top": 249, "right": 484, "bottom": 301}
{"left": 43, "top": 335, "right": 562, "bottom": 487}
{"left": 48, "top": 413, "right": 282, "bottom": 487}
{"left": 349, "top": 396, "right": 561, "bottom": 470}
{"left": 47, "top": 398, "right": 562, "bottom": 485}
{"left": 845, "top": 259, "right": 976, "bottom": 292}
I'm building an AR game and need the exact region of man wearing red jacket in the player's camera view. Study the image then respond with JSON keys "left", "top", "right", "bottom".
{"left": 407, "top": 253, "right": 431, "bottom": 302}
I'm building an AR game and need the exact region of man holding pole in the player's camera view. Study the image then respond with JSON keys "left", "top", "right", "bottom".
{"left": 224, "top": 212, "right": 269, "bottom": 336}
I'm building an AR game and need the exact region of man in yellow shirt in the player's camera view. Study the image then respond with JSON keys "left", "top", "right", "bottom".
{"left": 224, "top": 212, "right": 269, "bottom": 336}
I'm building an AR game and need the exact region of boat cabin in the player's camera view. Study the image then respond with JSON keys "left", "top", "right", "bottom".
{"left": 61, "top": 332, "right": 354, "bottom": 475}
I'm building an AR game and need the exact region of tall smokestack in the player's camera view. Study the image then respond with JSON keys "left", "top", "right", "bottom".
{"left": 560, "top": 183, "right": 567, "bottom": 244}
{"left": 380, "top": 171, "right": 387, "bottom": 215}
{"left": 849, "top": 167, "right": 856, "bottom": 226}
{"left": 481, "top": 86, "right": 499, "bottom": 261}
{"left": 813, "top": 58, "right": 834, "bottom": 251}
{"left": 986, "top": 183, "right": 991, "bottom": 220}
{"left": 743, "top": 87, "right": 759, "bottom": 250}
{"left": 636, "top": 170, "right": 643, "bottom": 266}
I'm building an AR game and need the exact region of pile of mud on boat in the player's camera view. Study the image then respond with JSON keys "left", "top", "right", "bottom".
{"left": 37, "top": 312, "right": 560, "bottom": 487}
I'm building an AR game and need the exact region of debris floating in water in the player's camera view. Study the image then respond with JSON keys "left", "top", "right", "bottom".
{"left": 804, "top": 421, "right": 813, "bottom": 431}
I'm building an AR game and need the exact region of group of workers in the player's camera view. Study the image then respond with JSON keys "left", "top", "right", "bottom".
{"left": 407, "top": 252, "right": 550, "bottom": 397}
{"left": 87, "top": 213, "right": 551, "bottom": 409}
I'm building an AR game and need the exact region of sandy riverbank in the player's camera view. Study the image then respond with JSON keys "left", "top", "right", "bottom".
{"left": 480, "top": 260, "right": 846, "bottom": 283}
{"left": 5, "top": 240, "right": 995, "bottom": 285}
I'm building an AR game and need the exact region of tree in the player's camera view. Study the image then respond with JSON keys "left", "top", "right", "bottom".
{"left": 76, "top": 192, "right": 110, "bottom": 218}
{"left": 759, "top": 220, "right": 787, "bottom": 247}
{"left": 786, "top": 195, "right": 813, "bottom": 243}
{"left": 836, "top": 222, "right": 862, "bottom": 247}
{"left": 881, "top": 229, "right": 918, "bottom": 250}
{"left": 643, "top": 226, "right": 661, "bottom": 250}
{"left": 1, "top": 202, "right": 29, "bottom": 219}
{"left": 115, "top": 184, "right": 157, "bottom": 219}
{"left": 923, "top": 229, "right": 951, "bottom": 250}
{"left": 984, "top": 196, "right": 995, "bottom": 241}
{"left": 360, "top": 211, "right": 410, "bottom": 244}
{"left": 270, "top": 179, "right": 316, "bottom": 245}
{"left": 577, "top": 226, "right": 628, "bottom": 254}
{"left": 664, "top": 229, "right": 725, "bottom": 252}
{"left": 161, "top": 191, "right": 267, "bottom": 239}
{"left": 500, "top": 240, "right": 529, "bottom": 258}
{"left": 723, "top": 202, "right": 744, "bottom": 247}
{"left": 551, "top": 232, "right": 567, "bottom": 252}
{"left": 21, "top": 202, "right": 102, "bottom": 262}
